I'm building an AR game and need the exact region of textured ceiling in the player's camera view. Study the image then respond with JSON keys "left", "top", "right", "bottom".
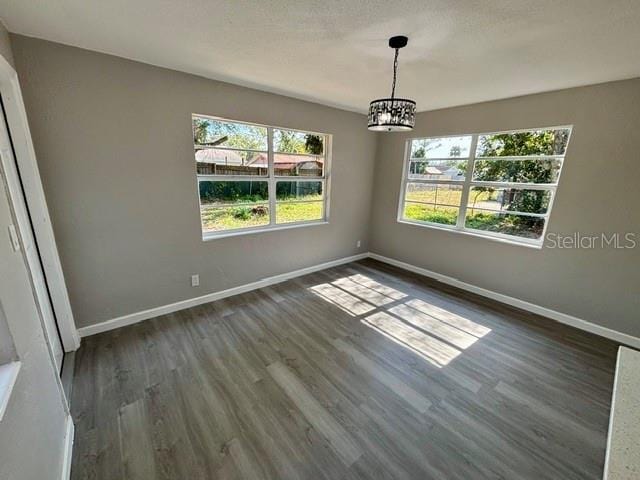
{"left": 1, "top": 0, "right": 639, "bottom": 113}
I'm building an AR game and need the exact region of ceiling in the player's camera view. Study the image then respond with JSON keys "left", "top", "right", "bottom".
{"left": 2, "top": 0, "right": 639, "bottom": 113}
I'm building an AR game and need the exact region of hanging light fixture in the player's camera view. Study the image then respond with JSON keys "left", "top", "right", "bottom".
{"left": 368, "top": 36, "right": 416, "bottom": 132}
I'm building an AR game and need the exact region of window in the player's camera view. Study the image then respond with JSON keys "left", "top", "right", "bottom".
{"left": 193, "top": 115, "right": 329, "bottom": 237}
{"left": 398, "top": 126, "right": 572, "bottom": 246}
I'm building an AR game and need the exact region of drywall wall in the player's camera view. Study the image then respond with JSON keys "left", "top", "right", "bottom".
{"left": 9, "top": 33, "right": 640, "bottom": 340}
{"left": 0, "top": 22, "right": 14, "bottom": 69}
{"left": 370, "top": 78, "right": 640, "bottom": 337}
{"left": 11, "top": 35, "right": 377, "bottom": 329}
{"left": 0, "top": 304, "right": 17, "bottom": 363}
{"left": 0, "top": 25, "right": 70, "bottom": 480}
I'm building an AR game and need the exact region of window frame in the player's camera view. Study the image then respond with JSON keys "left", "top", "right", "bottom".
{"left": 193, "top": 114, "right": 331, "bottom": 240}
{"left": 397, "top": 126, "right": 573, "bottom": 248}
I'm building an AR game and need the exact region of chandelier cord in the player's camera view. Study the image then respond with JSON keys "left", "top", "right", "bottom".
{"left": 391, "top": 48, "right": 399, "bottom": 100}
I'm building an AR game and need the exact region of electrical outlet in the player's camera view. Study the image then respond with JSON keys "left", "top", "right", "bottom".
{"left": 356, "top": 240, "right": 361, "bottom": 248}
{"left": 191, "top": 274, "right": 200, "bottom": 287}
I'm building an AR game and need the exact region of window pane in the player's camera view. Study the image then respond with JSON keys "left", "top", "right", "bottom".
{"left": 410, "top": 136, "right": 472, "bottom": 159}
{"left": 276, "top": 202, "right": 323, "bottom": 224}
{"left": 273, "top": 129, "right": 324, "bottom": 155}
{"left": 403, "top": 203, "right": 458, "bottom": 226}
{"left": 476, "top": 128, "right": 570, "bottom": 157}
{"left": 196, "top": 148, "right": 268, "bottom": 176}
{"left": 467, "top": 187, "right": 552, "bottom": 215}
{"left": 199, "top": 181, "right": 269, "bottom": 232}
{"left": 465, "top": 211, "right": 545, "bottom": 239}
{"left": 193, "top": 116, "right": 267, "bottom": 150}
{"left": 409, "top": 159, "right": 466, "bottom": 181}
{"left": 201, "top": 205, "right": 270, "bottom": 232}
{"left": 276, "top": 181, "right": 323, "bottom": 202}
{"left": 472, "top": 158, "right": 561, "bottom": 184}
{"left": 274, "top": 153, "right": 324, "bottom": 177}
{"left": 199, "top": 181, "right": 268, "bottom": 206}
{"left": 275, "top": 181, "right": 323, "bottom": 224}
{"left": 404, "top": 183, "right": 462, "bottom": 207}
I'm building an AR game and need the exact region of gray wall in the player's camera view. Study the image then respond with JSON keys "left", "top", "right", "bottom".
{"left": 370, "top": 78, "right": 640, "bottom": 337}
{"left": 0, "top": 25, "right": 69, "bottom": 480}
{"left": 11, "top": 35, "right": 377, "bottom": 329}
{"left": 10, "top": 34, "right": 640, "bottom": 339}
{"left": 0, "top": 22, "right": 14, "bottom": 69}
{"left": 0, "top": 304, "right": 17, "bottom": 363}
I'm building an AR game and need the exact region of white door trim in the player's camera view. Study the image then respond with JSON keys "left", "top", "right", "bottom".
{"left": 0, "top": 114, "right": 64, "bottom": 369}
{"left": 0, "top": 53, "right": 80, "bottom": 351}
{"left": 60, "top": 414, "right": 75, "bottom": 480}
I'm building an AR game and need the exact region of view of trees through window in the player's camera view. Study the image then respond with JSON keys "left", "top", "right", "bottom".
{"left": 401, "top": 128, "right": 571, "bottom": 243}
{"left": 193, "top": 115, "right": 327, "bottom": 234}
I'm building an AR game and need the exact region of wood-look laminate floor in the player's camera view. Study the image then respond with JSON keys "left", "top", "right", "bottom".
{"left": 70, "top": 259, "right": 619, "bottom": 480}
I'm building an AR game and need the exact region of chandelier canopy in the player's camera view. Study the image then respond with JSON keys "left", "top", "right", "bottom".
{"left": 368, "top": 36, "right": 416, "bottom": 132}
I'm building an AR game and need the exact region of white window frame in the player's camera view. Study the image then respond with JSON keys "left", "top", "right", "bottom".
{"left": 397, "top": 125, "right": 573, "bottom": 248}
{"left": 193, "top": 114, "right": 331, "bottom": 240}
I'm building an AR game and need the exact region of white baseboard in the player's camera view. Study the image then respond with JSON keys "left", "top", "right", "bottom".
{"left": 60, "top": 414, "right": 74, "bottom": 480}
{"left": 78, "top": 253, "right": 368, "bottom": 337}
{"left": 369, "top": 252, "right": 640, "bottom": 349}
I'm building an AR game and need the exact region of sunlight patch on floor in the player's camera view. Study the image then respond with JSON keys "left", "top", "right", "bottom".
{"left": 363, "top": 312, "right": 461, "bottom": 367}
{"left": 310, "top": 283, "right": 376, "bottom": 316}
{"left": 346, "top": 274, "right": 407, "bottom": 300}
{"left": 387, "top": 304, "right": 480, "bottom": 350}
{"left": 332, "top": 277, "right": 397, "bottom": 307}
{"left": 309, "top": 273, "right": 492, "bottom": 367}
{"left": 404, "top": 298, "right": 492, "bottom": 338}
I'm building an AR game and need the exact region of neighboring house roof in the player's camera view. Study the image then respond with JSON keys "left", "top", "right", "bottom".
{"left": 196, "top": 149, "right": 323, "bottom": 167}
{"left": 196, "top": 149, "right": 324, "bottom": 177}
{"left": 412, "top": 165, "right": 464, "bottom": 180}
{"left": 424, "top": 166, "right": 442, "bottom": 175}
{"left": 195, "top": 148, "right": 243, "bottom": 164}
{"left": 247, "top": 153, "right": 324, "bottom": 168}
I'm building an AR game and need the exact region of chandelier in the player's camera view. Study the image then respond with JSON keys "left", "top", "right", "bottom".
{"left": 367, "top": 36, "right": 416, "bottom": 132}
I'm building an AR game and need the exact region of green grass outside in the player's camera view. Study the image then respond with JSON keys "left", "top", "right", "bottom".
{"left": 403, "top": 204, "right": 543, "bottom": 239}
{"left": 201, "top": 188, "right": 541, "bottom": 239}
{"left": 404, "top": 203, "right": 459, "bottom": 226}
{"left": 405, "top": 187, "right": 492, "bottom": 205}
{"left": 201, "top": 205, "right": 270, "bottom": 231}
{"left": 276, "top": 201, "right": 323, "bottom": 224}
{"left": 201, "top": 200, "right": 323, "bottom": 232}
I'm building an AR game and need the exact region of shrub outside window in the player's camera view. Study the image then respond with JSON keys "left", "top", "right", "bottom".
{"left": 398, "top": 126, "right": 572, "bottom": 246}
{"left": 193, "top": 115, "right": 329, "bottom": 238}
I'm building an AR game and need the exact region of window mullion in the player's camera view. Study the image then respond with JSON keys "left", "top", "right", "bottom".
{"left": 405, "top": 178, "right": 464, "bottom": 186}
{"left": 457, "top": 135, "right": 478, "bottom": 230}
{"left": 267, "top": 127, "right": 275, "bottom": 226}
{"left": 469, "top": 180, "right": 558, "bottom": 190}
{"left": 397, "top": 140, "right": 411, "bottom": 222}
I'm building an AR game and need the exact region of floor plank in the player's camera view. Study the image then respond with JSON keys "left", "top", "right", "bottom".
{"left": 267, "top": 360, "right": 364, "bottom": 467}
{"left": 332, "top": 337, "right": 432, "bottom": 414}
{"left": 118, "top": 399, "right": 157, "bottom": 480}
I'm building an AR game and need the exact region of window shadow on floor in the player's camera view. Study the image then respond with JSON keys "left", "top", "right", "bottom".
{"left": 308, "top": 270, "right": 492, "bottom": 368}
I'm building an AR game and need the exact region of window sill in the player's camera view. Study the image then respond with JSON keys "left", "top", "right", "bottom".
{"left": 203, "top": 220, "right": 329, "bottom": 241}
{"left": 397, "top": 219, "right": 544, "bottom": 250}
{"left": 0, "top": 361, "right": 21, "bottom": 422}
